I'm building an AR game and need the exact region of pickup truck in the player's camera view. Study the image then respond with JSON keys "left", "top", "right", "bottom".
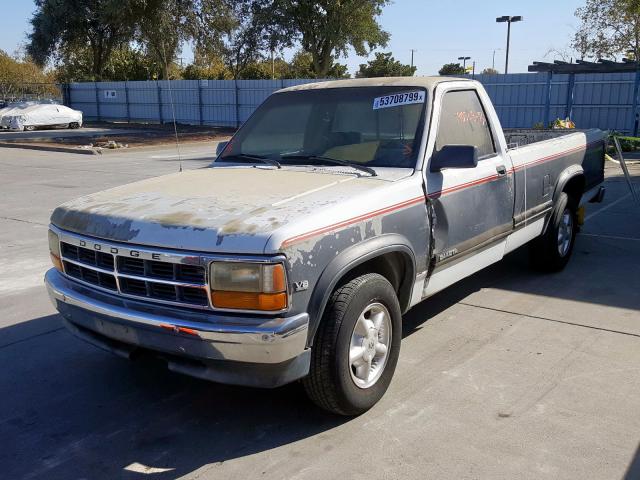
{"left": 45, "top": 77, "right": 605, "bottom": 415}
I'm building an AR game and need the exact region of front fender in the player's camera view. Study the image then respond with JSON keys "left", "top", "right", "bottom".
{"left": 306, "top": 233, "right": 417, "bottom": 345}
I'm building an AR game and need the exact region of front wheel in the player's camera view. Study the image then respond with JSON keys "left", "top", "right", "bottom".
{"left": 24, "top": 125, "right": 35, "bottom": 131}
{"left": 303, "top": 273, "right": 402, "bottom": 416}
{"left": 68, "top": 122, "right": 80, "bottom": 129}
{"left": 529, "top": 192, "right": 577, "bottom": 272}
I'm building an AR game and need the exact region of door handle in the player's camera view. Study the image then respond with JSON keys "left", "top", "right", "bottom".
{"left": 496, "top": 165, "right": 507, "bottom": 175}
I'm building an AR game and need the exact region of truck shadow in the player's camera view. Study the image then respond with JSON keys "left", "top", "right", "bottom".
{"left": 2, "top": 268, "right": 478, "bottom": 479}
{"left": 625, "top": 442, "right": 640, "bottom": 480}
{"left": 0, "top": 313, "right": 345, "bottom": 479}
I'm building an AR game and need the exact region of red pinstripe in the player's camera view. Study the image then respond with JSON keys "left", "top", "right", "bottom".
{"left": 281, "top": 139, "right": 602, "bottom": 247}
{"left": 281, "top": 196, "right": 424, "bottom": 247}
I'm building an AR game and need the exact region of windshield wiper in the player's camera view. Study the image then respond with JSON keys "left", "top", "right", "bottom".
{"left": 280, "top": 154, "right": 377, "bottom": 177}
{"left": 219, "top": 153, "right": 281, "bottom": 169}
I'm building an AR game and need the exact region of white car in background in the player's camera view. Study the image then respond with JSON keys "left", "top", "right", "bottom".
{"left": 1, "top": 104, "right": 83, "bottom": 131}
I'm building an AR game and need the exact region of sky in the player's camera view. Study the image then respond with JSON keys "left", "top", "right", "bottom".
{"left": 0, "top": 0, "right": 586, "bottom": 76}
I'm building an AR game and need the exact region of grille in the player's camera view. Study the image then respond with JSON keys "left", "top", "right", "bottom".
{"left": 60, "top": 241, "right": 208, "bottom": 308}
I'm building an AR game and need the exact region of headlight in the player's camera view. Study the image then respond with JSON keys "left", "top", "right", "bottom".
{"left": 209, "top": 262, "right": 288, "bottom": 311}
{"left": 48, "top": 229, "right": 63, "bottom": 271}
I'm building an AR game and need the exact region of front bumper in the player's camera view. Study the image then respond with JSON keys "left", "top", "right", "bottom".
{"left": 45, "top": 269, "right": 310, "bottom": 387}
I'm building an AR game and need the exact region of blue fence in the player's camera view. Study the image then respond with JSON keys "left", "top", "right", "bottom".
{"left": 475, "top": 72, "right": 637, "bottom": 133}
{"left": 62, "top": 79, "right": 319, "bottom": 128}
{"left": 63, "top": 72, "right": 640, "bottom": 133}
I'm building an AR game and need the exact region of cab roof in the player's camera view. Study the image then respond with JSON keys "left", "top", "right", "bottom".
{"left": 278, "top": 76, "right": 473, "bottom": 93}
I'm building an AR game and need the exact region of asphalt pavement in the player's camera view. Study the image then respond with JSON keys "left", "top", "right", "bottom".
{"left": 1, "top": 144, "right": 639, "bottom": 479}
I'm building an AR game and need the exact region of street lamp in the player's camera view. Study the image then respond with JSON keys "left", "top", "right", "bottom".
{"left": 492, "top": 48, "right": 502, "bottom": 70}
{"left": 496, "top": 15, "right": 523, "bottom": 74}
{"left": 458, "top": 56, "right": 471, "bottom": 72}
{"left": 410, "top": 49, "right": 418, "bottom": 69}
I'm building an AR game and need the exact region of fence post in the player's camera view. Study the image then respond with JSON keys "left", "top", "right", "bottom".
{"left": 632, "top": 68, "right": 640, "bottom": 136}
{"left": 234, "top": 79, "right": 240, "bottom": 128}
{"left": 543, "top": 71, "right": 552, "bottom": 128}
{"left": 124, "top": 81, "right": 130, "bottom": 123}
{"left": 94, "top": 81, "right": 101, "bottom": 122}
{"left": 564, "top": 73, "right": 576, "bottom": 120}
{"left": 198, "top": 80, "right": 204, "bottom": 126}
{"left": 61, "top": 84, "right": 68, "bottom": 107}
{"left": 156, "top": 80, "right": 163, "bottom": 124}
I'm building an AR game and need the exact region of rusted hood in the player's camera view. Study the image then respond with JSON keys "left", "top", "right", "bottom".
{"left": 51, "top": 165, "right": 400, "bottom": 253}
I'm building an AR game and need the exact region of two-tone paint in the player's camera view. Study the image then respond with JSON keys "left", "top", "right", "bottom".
{"left": 47, "top": 76, "right": 606, "bottom": 387}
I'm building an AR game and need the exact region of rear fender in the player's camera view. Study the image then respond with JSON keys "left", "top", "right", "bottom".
{"left": 545, "top": 165, "right": 585, "bottom": 233}
{"left": 553, "top": 164, "right": 584, "bottom": 204}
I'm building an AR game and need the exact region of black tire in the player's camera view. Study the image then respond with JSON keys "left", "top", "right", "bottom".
{"left": 529, "top": 192, "right": 577, "bottom": 272}
{"left": 303, "top": 273, "right": 402, "bottom": 416}
{"left": 24, "top": 125, "right": 35, "bottom": 131}
{"left": 69, "top": 122, "right": 80, "bottom": 129}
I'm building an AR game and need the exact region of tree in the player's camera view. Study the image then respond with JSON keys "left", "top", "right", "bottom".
{"left": 54, "top": 45, "right": 167, "bottom": 82}
{"left": 573, "top": 0, "right": 640, "bottom": 60}
{"left": 481, "top": 67, "right": 499, "bottom": 75}
{"left": 438, "top": 63, "right": 466, "bottom": 75}
{"left": 0, "top": 49, "right": 56, "bottom": 100}
{"left": 356, "top": 52, "right": 415, "bottom": 78}
{"left": 183, "top": 53, "right": 232, "bottom": 80}
{"left": 27, "top": 0, "right": 232, "bottom": 81}
{"left": 254, "top": 0, "right": 390, "bottom": 77}
{"left": 288, "top": 51, "right": 349, "bottom": 78}
{"left": 240, "top": 58, "right": 291, "bottom": 79}
{"left": 28, "top": 0, "right": 137, "bottom": 80}
{"left": 218, "top": 1, "right": 269, "bottom": 79}
{"left": 134, "top": 0, "right": 232, "bottom": 79}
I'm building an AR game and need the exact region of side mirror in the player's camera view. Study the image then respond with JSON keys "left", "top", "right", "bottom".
{"left": 430, "top": 145, "right": 479, "bottom": 172}
{"left": 215, "top": 141, "right": 229, "bottom": 157}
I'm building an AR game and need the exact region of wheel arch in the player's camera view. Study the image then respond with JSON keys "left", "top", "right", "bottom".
{"left": 306, "top": 234, "right": 417, "bottom": 346}
{"left": 554, "top": 165, "right": 585, "bottom": 205}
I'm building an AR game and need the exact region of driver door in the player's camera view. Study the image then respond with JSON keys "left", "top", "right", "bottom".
{"left": 425, "top": 87, "right": 514, "bottom": 270}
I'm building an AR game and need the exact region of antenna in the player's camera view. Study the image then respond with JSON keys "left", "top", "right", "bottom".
{"left": 162, "top": 40, "right": 183, "bottom": 172}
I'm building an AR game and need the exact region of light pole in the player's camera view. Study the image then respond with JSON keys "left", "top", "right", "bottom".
{"left": 496, "top": 15, "right": 523, "bottom": 74}
{"left": 410, "top": 49, "right": 417, "bottom": 69}
{"left": 458, "top": 56, "right": 471, "bottom": 73}
{"left": 492, "top": 48, "right": 502, "bottom": 70}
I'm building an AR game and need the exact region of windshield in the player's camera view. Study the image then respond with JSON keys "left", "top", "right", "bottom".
{"left": 218, "top": 86, "right": 428, "bottom": 169}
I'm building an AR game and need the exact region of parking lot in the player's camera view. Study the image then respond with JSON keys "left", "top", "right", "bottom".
{"left": 1, "top": 144, "right": 639, "bottom": 479}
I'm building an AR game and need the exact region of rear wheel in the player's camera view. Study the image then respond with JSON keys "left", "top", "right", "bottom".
{"left": 68, "top": 122, "right": 80, "bottom": 129}
{"left": 529, "top": 192, "right": 577, "bottom": 272}
{"left": 24, "top": 125, "right": 35, "bottom": 131}
{"left": 303, "top": 273, "right": 401, "bottom": 416}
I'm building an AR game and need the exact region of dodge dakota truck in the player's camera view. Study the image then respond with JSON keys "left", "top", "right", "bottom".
{"left": 45, "top": 77, "right": 605, "bottom": 415}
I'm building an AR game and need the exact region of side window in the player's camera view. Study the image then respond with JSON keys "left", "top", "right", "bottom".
{"left": 434, "top": 90, "right": 495, "bottom": 159}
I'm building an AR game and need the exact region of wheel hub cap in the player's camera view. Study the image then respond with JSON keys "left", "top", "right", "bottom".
{"left": 349, "top": 302, "right": 392, "bottom": 389}
{"left": 557, "top": 208, "right": 573, "bottom": 257}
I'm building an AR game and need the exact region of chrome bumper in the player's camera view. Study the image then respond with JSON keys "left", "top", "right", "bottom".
{"left": 45, "top": 269, "right": 310, "bottom": 386}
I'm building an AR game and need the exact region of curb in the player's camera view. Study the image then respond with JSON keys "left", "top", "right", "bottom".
{"left": 0, "top": 142, "right": 99, "bottom": 155}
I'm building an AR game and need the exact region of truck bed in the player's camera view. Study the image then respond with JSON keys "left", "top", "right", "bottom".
{"left": 505, "top": 128, "right": 606, "bottom": 221}
{"left": 504, "top": 129, "right": 597, "bottom": 149}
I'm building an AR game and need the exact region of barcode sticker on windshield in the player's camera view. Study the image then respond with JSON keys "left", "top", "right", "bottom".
{"left": 373, "top": 91, "right": 425, "bottom": 110}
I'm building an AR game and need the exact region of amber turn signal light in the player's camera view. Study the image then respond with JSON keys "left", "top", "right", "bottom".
{"left": 211, "top": 291, "right": 288, "bottom": 311}
{"left": 50, "top": 253, "right": 63, "bottom": 272}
